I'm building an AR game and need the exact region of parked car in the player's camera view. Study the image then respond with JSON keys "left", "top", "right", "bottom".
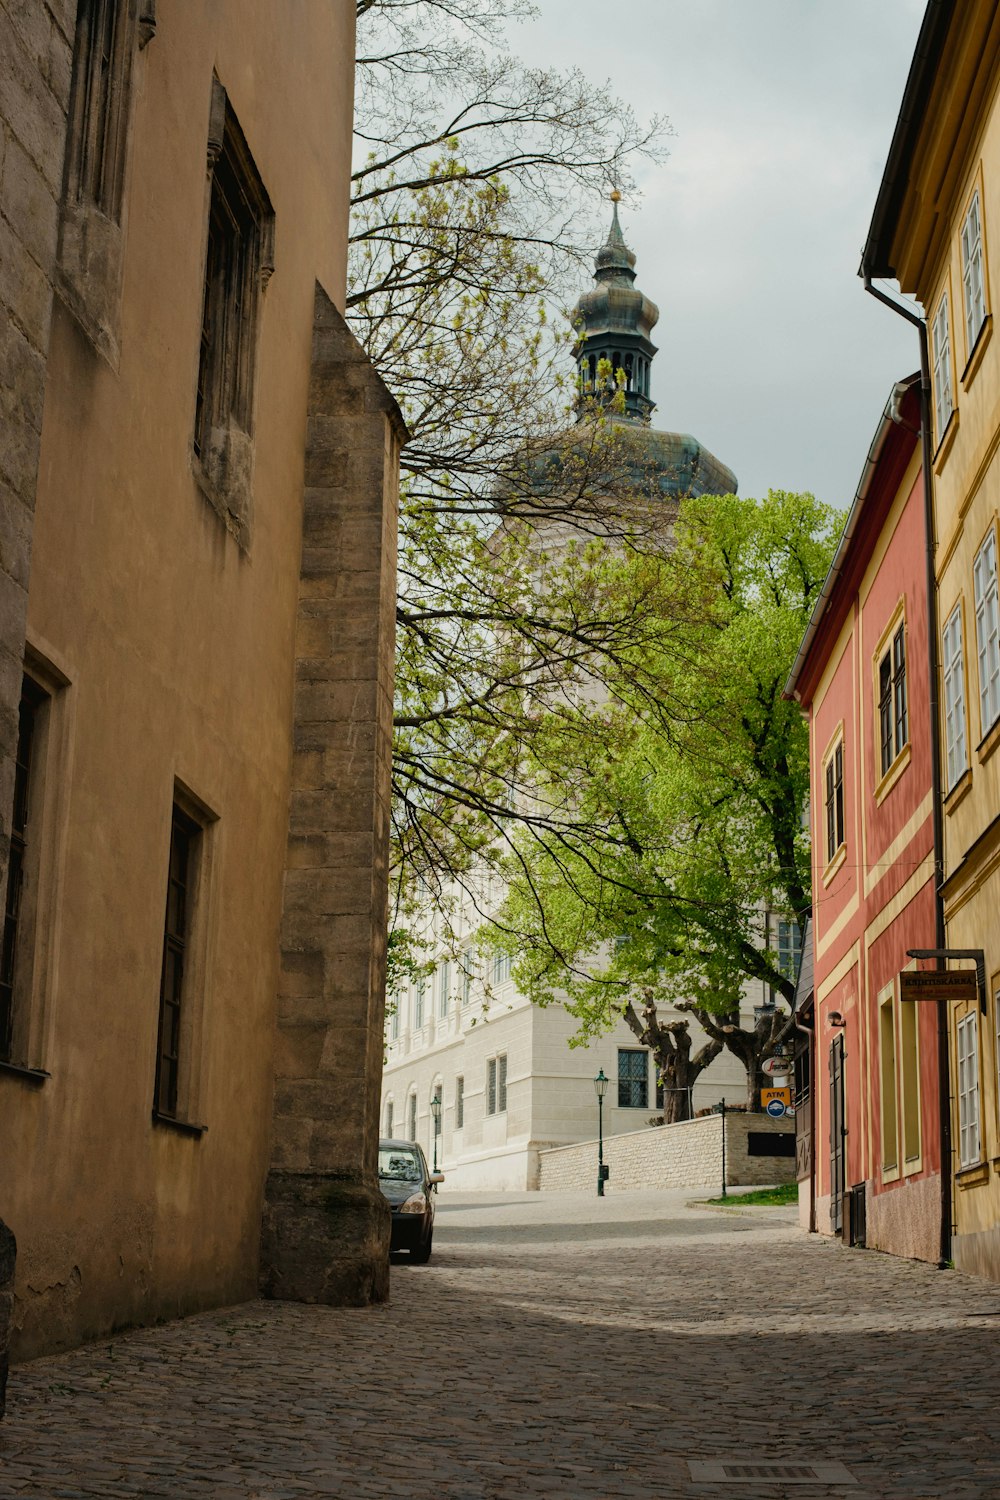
{"left": 377, "top": 1138, "right": 443, "bottom": 1263}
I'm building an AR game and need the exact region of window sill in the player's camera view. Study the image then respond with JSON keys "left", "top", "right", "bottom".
{"left": 976, "top": 715, "right": 1000, "bottom": 766}
{"left": 0, "top": 1058, "right": 50, "bottom": 1087}
{"left": 961, "top": 313, "right": 992, "bottom": 391}
{"left": 955, "top": 1161, "right": 989, "bottom": 1188}
{"left": 903, "top": 1154, "right": 923, "bottom": 1179}
{"left": 874, "top": 743, "right": 911, "bottom": 805}
{"left": 881, "top": 1163, "right": 900, "bottom": 1184}
{"left": 944, "top": 767, "right": 973, "bottom": 814}
{"left": 821, "top": 844, "right": 847, "bottom": 889}
{"left": 152, "top": 1110, "right": 207, "bottom": 1138}
{"left": 933, "top": 408, "right": 960, "bottom": 474}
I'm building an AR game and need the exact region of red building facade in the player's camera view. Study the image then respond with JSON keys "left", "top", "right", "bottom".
{"left": 787, "top": 377, "right": 941, "bottom": 1261}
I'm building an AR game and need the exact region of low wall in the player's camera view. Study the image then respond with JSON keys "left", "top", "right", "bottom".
{"left": 537, "top": 1112, "right": 795, "bottom": 1193}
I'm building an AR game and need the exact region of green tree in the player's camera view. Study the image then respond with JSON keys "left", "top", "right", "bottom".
{"left": 489, "top": 490, "right": 840, "bottom": 1118}
{"left": 350, "top": 1, "right": 673, "bottom": 905}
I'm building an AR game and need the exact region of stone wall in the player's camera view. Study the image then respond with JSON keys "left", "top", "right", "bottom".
{"left": 0, "top": 0, "right": 71, "bottom": 897}
{"left": 538, "top": 1112, "right": 795, "bottom": 1192}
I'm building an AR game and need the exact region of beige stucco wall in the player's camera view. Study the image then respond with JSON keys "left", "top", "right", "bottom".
{"left": 2, "top": 1, "right": 357, "bottom": 1358}
{"left": 537, "top": 1112, "right": 794, "bottom": 1193}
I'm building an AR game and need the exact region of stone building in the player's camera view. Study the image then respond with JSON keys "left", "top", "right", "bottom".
{"left": 380, "top": 208, "right": 783, "bottom": 1191}
{"left": 0, "top": 0, "right": 401, "bottom": 1371}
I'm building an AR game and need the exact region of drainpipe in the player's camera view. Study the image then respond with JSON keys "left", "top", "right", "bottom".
{"left": 862, "top": 276, "right": 951, "bottom": 1268}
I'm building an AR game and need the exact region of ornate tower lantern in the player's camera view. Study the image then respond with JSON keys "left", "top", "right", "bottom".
{"left": 572, "top": 191, "right": 660, "bottom": 423}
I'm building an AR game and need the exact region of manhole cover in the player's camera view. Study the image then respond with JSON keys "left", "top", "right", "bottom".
{"left": 688, "top": 1460, "right": 856, "bottom": 1485}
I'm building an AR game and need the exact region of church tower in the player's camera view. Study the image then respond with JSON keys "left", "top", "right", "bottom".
{"left": 573, "top": 191, "right": 659, "bottom": 422}
{"left": 569, "top": 196, "right": 738, "bottom": 498}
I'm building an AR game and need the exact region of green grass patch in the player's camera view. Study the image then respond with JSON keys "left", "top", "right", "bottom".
{"left": 703, "top": 1182, "right": 798, "bottom": 1207}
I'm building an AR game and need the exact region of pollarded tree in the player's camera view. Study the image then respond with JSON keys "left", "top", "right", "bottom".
{"left": 488, "top": 490, "right": 840, "bottom": 1115}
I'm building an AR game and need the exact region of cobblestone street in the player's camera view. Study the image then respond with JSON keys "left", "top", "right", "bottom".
{"left": 1, "top": 1189, "right": 996, "bottom": 1499}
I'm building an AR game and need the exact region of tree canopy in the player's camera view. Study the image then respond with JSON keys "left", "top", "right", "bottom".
{"left": 486, "top": 490, "right": 840, "bottom": 1115}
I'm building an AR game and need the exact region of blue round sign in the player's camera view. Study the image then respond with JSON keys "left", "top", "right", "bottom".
{"left": 765, "top": 1098, "right": 786, "bottom": 1119}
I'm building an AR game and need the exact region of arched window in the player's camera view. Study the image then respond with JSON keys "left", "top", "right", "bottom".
{"left": 624, "top": 354, "right": 634, "bottom": 390}
{"left": 589, "top": 354, "right": 596, "bottom": 387}
{"left": 383, "top": 1096, "right": 394, "bottom": 1137}
{"left": 407, "top": 1090, "right": 418, "bottom": 1141}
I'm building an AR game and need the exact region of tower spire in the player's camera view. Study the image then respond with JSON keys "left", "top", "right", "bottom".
{"left": 572, "top": 194, "right": 659, "bottom": 422}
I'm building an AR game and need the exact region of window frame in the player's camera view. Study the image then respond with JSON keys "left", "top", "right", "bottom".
{"left": 437, "top": 959, "right": 450, "bottom": 1019}
{"left": 932, "top": 290, "right": 955, "bottom": 445}
{"left": 617, "top": 1047, "right": 649, "bottom": 1110}
{"left": 957, "top": 1011, "right": 981, "bottom": 1170}
{"left": 486, "top": 1053, "right": 508, "bottom": 1116}
{"left": 822, "top": 733, "right": 845, "bottom": 869}
{"left": 973, "top": 523, "right": 1000, "bottom": 740}
{"left": 961, "top": 186, "right": 987, "bottom": 358}
{"left": 942, "top": 601, "right": 969, "bottom": 790}
{"left": 57, "top": 0, "right": 155, "bottom": 365}
{"left": 193, "top": 77, "right": 275, "bottom": 549}
{"left": 151, "top": 784, "right": 216, "bottom": 1135}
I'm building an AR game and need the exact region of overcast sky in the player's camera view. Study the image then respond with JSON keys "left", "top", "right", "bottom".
{"left": 512, "top": 0, "right": 926, "bottom": 509}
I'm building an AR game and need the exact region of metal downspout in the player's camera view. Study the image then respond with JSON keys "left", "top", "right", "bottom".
{"left": 863, "top": 276, "right": 951, "bottom": 1267}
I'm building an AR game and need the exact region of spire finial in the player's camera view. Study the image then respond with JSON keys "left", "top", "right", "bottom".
{"left": 610, "top": 188, "right": 621, "bottom": 203}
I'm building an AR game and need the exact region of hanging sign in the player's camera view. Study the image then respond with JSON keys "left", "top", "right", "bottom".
{"left": 899, "top": 971, "right": 978, "bottom": 1006}
{"left": 762, "top": 1056, "right": 792, "bottom": 1078}
{"left": 762, "top": 1086, "right": 792, "bottom": 1119}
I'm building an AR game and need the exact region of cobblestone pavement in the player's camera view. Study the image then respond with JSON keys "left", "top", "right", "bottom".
{"left": 1, "top": 1188, "right": 997, "bottom": 1499}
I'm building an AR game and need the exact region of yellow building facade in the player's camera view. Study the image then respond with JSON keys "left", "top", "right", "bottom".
{"left": 863, "top": 0, "right": 1000, "bottom": 1278}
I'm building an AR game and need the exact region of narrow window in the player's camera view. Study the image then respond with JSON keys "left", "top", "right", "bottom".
{"left": 408, "top": 1092, "right": 417, "bottom": 1141}
{"left": 492, "top": 950, "right": 511, "bottom": 985}
{"left": 974, "top": 528, "right": 1000, "bottom": 735}
{"left": 957, "top": 1012, "right": 981, "bottom": 1169}
{"left": 195, "top": 81, "right": 274, "bottom": 544}
{"left": 438, "top": 959, "right": 450, "bottom": 1019}
{"left": 414, "top": 978, "right": 425, "bottom": 1029}
{"left": 390, "top": 991, "right": 400, "bottom": 1041}
{"left": 879, "top": 993, "right": 898, "bottom": 1172}
{"left": 618, "top": 1048, "right": 649, "bottom": 1108}
{"left": 655, "top": 1068, "right": 664, "bottom": 1111}
{"left": 456, "top": 1075, "right": 465, "bottom": 1129}
{"left": 0, "top": 679, "right": 47, "bottom": 1064}
{"left": 775, "top": 919, "right": 802, "bottom": 982}
{"left": 961, "top": 188, "right": 986, "bottom": 355}
{"left": 462, "top": 961, "right": 472, "bottom": 1007}
{"left": 877, "top": 623, "right": 908, "bottom": 777}
{"left": 497, "top": 1053, "right": 507, "bottom": 1113}
{"left": 824, "top": 740, "right": 845, "bottom": 863}
{"left": 900, "top": 997, "right": 921, "bottom": 1164}
{"left": 487, "top": 1057, "right": 497, "bottom": 1116}
{"left": 932, "top": 293, "right": 954, "bottom": 442}
{"left": 943, "top": 604, "right": 968, "bottom": 788}
{"left": 59, "top": 0, "right": 153, "bottom": 362}
{"left": 383, "top": 1099, "right": 394, "bottom": 1137}
{"left": 154, "top": 806, "right": 201, "bottom": 1119}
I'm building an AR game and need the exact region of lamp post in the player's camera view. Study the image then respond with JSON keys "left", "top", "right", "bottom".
{"left": 594, "top": 1068, "right": 609, "bottom": 1196}
{"left": 430, "top": 1091, "right": 442, "bottom": 1176}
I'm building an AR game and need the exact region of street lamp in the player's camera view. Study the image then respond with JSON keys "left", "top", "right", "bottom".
{"left": 430, "top": 1091, "right": 442, "bottom": 1176}
{"left": 594, "top": 1068, "right": 609, "bottom": 1197}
